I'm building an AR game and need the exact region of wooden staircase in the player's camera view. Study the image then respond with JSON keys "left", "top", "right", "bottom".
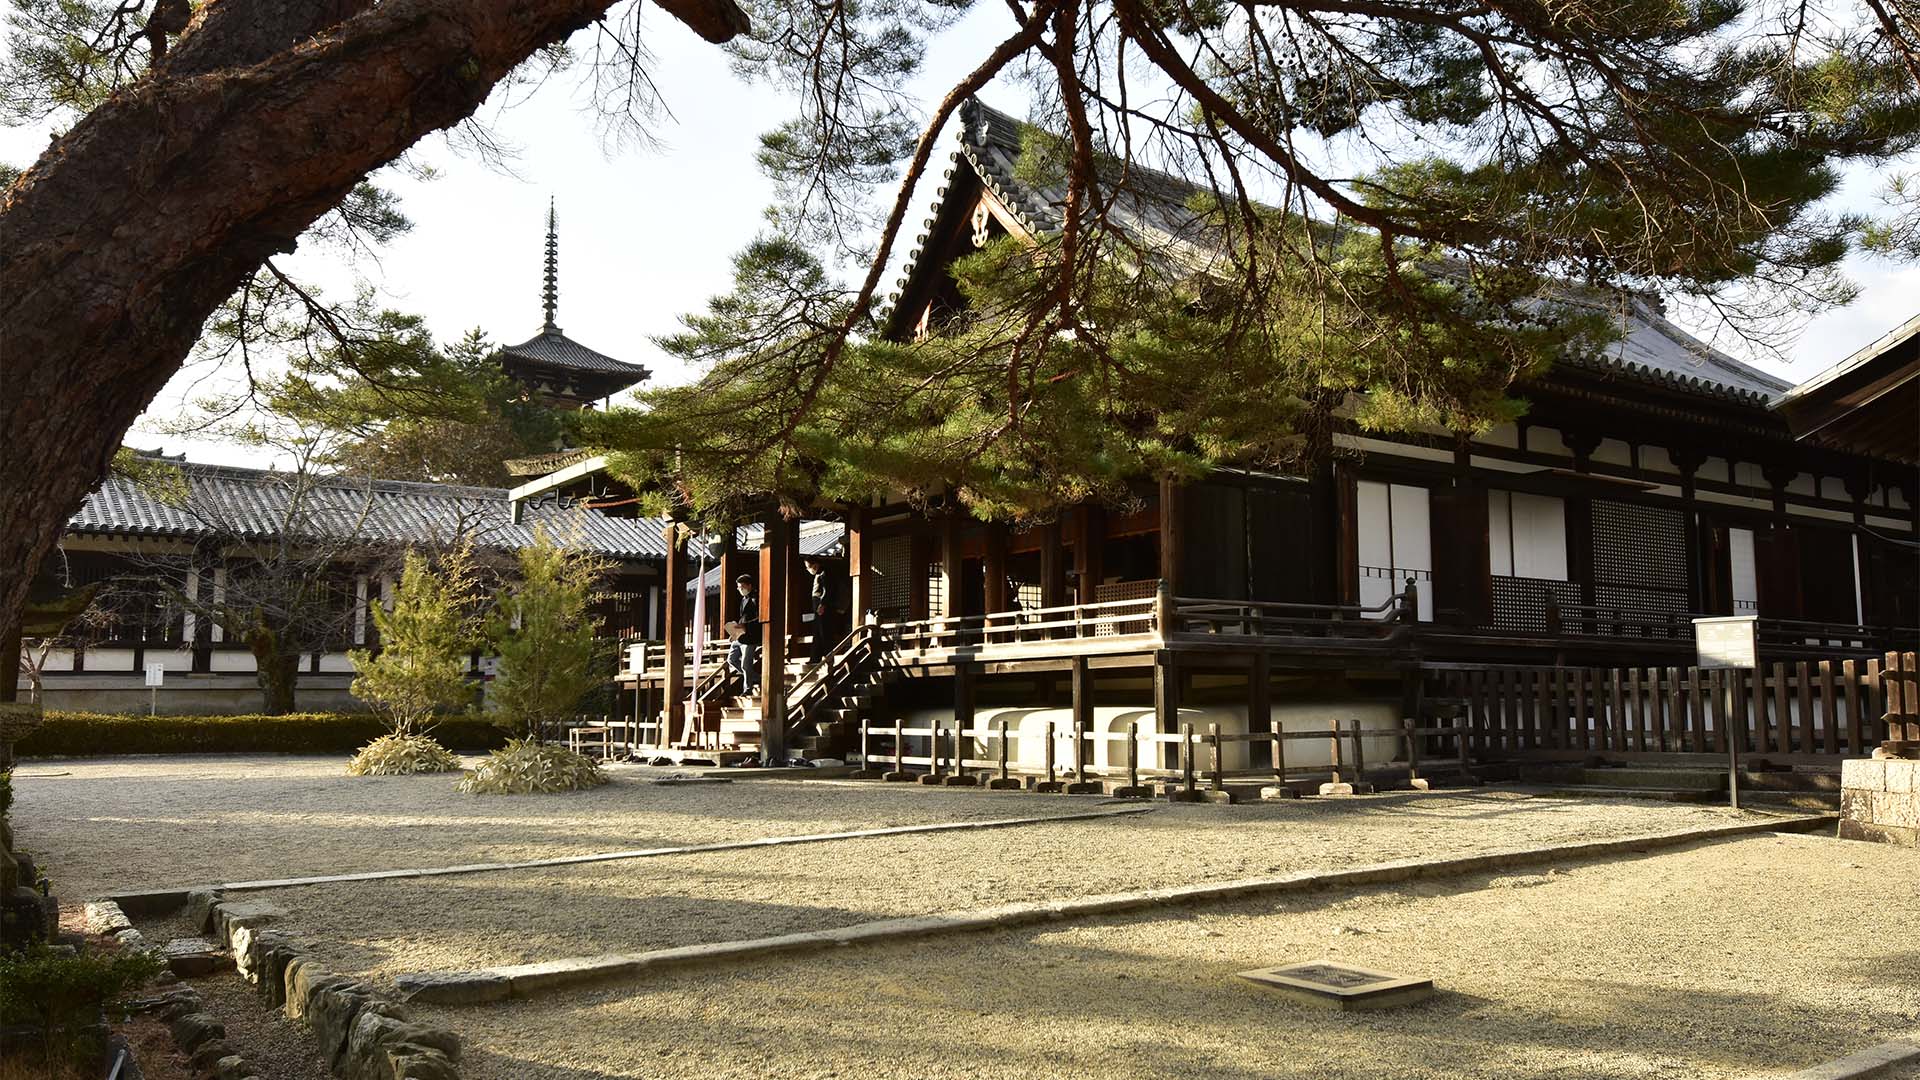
{"left": 784, "top": 625, "right": 899, "bottom": 761}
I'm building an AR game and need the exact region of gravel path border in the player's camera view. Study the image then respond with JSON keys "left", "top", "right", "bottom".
{"left": 395, "top": 812, "right": 1835, "bottom": 1002}
{"left": 1761, "top": 1034, "right": 1920, "bottom": 1080}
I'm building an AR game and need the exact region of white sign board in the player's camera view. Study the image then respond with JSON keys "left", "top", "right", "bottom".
{"left": 479, "top": 657, "right": 501, "bottom": 678}
{"left": 1693, "top": 616, "right": 1758, "bottom": 670}
{"left": 627, "top": 643, "right": 647, "bottom": 675}
{"left": 143, "top": 662, "right": 166, "bottom": 688}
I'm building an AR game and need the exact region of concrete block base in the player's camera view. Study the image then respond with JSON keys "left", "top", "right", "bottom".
{"left": 1032, "top": 781, "right": 1068, "bottom": 794}
{"left": 985, "top": 778, "right": 1024, "bottom": 791}
{"left": 916, "top": 773, "right": 948, "bottom": 786}
{"left": 1109, "top": 785, "right": 1154, "bottom": 799}
{"left": 1164, "top": 787, "right": 1208, "bottom": 803}
{"left": 880, "top": 771, "right": 916, "bottom": 782}
{"left": 940, "top": 775, "right": 979, "bottom": 787}
{"left": 1259, "top": 785, "right": 1302, "bottom": 801}
{"left": 1406, "top": 778, "right": 1431, "bottom": 791}
{"left": 847, "top": 769, "right": 886, "bottom": 780}
{"left": 1318, "top": 782, "right": 1355, "bottom": 796}
{"left": 1063, "top": 782, "right": 1105, "bottom": 795}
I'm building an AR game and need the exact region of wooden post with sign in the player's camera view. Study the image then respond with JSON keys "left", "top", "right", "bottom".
{"left": 1693, "top": 616, "right": 1758, "bottom": 811}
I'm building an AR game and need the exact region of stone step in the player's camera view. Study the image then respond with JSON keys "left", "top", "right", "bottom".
{"left": 1556, "top": 767, "right": 1727, "bottom": 791}
{"left": 1534, "top": 786, "right": 1721, "bottom": 804}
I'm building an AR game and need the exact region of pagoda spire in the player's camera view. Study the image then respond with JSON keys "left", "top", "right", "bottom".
{"left": 541, "top": 197, "right": 560, "bottom": 334}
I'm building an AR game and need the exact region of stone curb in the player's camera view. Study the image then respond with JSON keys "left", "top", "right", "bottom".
{"left": 1758, "top": 1034, "right": 1920, "bottom": 1080}
{"left": 396, "top": 812, "right": 1835, "bottom": 1003}
{"left": 114, "top": 805, "right": 1156, "bottom": 906}
{"left": 186, "top": 893, "right": 467, "bottom": 1080}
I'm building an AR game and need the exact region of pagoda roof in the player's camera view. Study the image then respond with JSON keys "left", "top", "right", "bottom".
{"left": 499, "top": 330, "right": 651, "bottom": 380}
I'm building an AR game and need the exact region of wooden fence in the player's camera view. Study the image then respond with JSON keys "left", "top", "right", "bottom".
{"left": 1428, "top": 655, "right": 1911, "bottom": 760}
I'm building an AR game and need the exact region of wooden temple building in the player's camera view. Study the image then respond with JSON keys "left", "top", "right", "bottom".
{"left": 512, "top": 100, "right": 1918, "bottom": 778}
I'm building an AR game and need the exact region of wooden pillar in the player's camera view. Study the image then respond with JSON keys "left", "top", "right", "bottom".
{"left": 1846, "top": 474, "right": 1872, "bottom": 627}
{"left": 716, "top": 529, "right": 741, "bottom": 628}
{"left": 939, "top": 512, "right": 962, "bottom": 619}
{"left": 1452, "top": 436, "right": 1490, "bottom": 628}
{"left": 1249, "top": 650, "right": 1272, "bottom": 770}
{"left": 1158, "top": 475, "right": 1183, "bottom": 595}
{"left": 1672, "top": 447, "right": 1707, "bottom": 611}
{"left": 1153, "top": 649, "right": 1180, "bottom": 769}
{"left": 954, "top": 660, "right": 977, "bottom": 752}
{"left": 663, "top": 524, "right": 687, "bottom": 744}
{"left": 759, "top": 515, "right": 792, "bottom": 762}
{"left": 985, "top": 523, "right": 1010, "bottom": 613}
{"left": 1762, "top": 464, "right": 1800, "bottom": 619}
{"left": 849, "top": 507, "right": 871, "bottom": 624}
{"left": 1039, "top": 521, "right": 1066, "bottom": 609}
{"left": 909, "top": 526, "right": 931, "bottom": 621}
{"left": 1071, "top": 655, "right": 1094, "bottom": 736}
{"left": 1074, "top": 505, "right": 1105, "bottom": 604}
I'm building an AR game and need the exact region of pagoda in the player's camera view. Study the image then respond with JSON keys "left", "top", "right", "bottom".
{"left": 496, "top": 199, "right": 651, "bottom": 408}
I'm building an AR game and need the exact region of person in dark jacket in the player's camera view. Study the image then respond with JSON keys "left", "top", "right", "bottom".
{"left": 727, "top": 574, "right": 760, "bottom": 694}
{"left": 804, "top": 556, "right": 839, "bottom": 665}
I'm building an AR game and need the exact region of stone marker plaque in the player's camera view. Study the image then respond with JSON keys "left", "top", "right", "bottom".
{"left": 1236, "top": 960, "right": 1434, "bottom": 1010}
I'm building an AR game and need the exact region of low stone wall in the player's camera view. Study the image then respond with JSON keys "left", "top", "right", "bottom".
{"left": 182, "top": 889, "right": 465, "bottom": 1080}
{"left": 1839, "top": 758, "right": 1918, "bottom": 846}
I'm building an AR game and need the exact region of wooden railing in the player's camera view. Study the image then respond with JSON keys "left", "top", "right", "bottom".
{"left": 1171, "top": 585, "right": 1415, "bottom": 639}
{"left": 1428, "top": 655, "right": 1903, "bottom": 759}
{"left": 881, "top": 595, "right": 1164, "bottom": 653}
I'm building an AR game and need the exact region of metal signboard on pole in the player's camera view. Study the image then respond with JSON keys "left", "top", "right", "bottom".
{"left": 144, "top": 662, "right": 165, "bottom": 716}
{"left": 1693, "top": 616, "right": 1759, "bottom": 810}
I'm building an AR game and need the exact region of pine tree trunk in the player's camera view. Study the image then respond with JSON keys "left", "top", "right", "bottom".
{"left": 0, "top": 0, "right": 746, "bottom": 637}
{"left": 250, "top": 634, "right": 302, "bottom": 716}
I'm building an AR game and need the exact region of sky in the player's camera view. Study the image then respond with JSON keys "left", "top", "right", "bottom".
{"left": 3, "top": 9, "right": 1917, "bottom": 470}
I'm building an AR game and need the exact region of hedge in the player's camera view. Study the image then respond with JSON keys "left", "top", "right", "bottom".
{"left": 14, "top": 712, "right": 510, "bottom": 758}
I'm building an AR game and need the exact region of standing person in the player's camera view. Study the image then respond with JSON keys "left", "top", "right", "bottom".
{"left": 726, "top": 574, "right": 761, "bottom": 695}
{"left": 804, "top": 556, "right": 843, "bottom": 666}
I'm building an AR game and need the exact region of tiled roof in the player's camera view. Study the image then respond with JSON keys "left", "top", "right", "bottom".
{"left": 499, "top": 331, "right": 651, "bottom": 379}
{"left": 689, "top": 523, "right": 848, "bottom": 593}
{"left": 67, "top": 460, "right": 668, "bottom": 560}
{"left": 891, "top": 98, "right": 1795, "bottom": 407}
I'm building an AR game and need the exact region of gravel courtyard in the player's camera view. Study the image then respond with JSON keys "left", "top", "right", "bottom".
{"left": 7, "top": 755, "right": 1115, "bottom": 896}
{"left": 263, "top": 790, "right": 1785, "bottom": 983}
{"left": 412, "top": 832, "right": 1920, "bottom": 1080}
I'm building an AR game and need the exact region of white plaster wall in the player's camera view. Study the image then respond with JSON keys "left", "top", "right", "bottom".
{"left": 1526, "top": 427, "right": 1571, "bottom": 457}
{"left": 905, "top": 701, "right": 1404, "bottom": 775}
{"left": 1593, "top": 438, "right": 1633, "bottom": 468}
{"left": 1641, "top": 446, "right": 1679, "bottom": 475}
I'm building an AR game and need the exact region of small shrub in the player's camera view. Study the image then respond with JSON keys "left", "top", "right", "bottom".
{"left": 346, "top": 733, "right": 462, "bottom": 775}
{"left": 0, "top": 943, "right": 163, "bottom": 1066}
{"left": 16, "top": 712, "right": 507, "bottom": 757}
{"left": 456, "top": 739, "right": 608, "bottom": 795}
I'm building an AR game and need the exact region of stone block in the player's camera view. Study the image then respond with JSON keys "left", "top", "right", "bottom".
{"left": 161, "top": 937, "right": 231, "bottom": 978}
{"left": 1887, "top": 760, "right": 1917, "bottom": 795}
{"left": 1258, "top": 785, "right": 1301, "bottom": 801}
{"left": 189, "top": 1039, "right": 236, "bottom": 1069}
{"left": 388, "top": 1047, "right": 461, "bottom": 1080}
{"left": 1871, "top": 791, "right": 1919, "bottom": 829}
{"left": 213, "top": 897, "right": 286, "bottom": 936}
{"left": 310, "top": 982, "right": 379, "bottom": 1068}
{"left": 285, "top": 960, "right": 353, "bottom": 1022}
{"left": 166, "top": 1012, "right": 225, "bottom": 1052}
{"left": 394, "top": 971, "right": 510, "bottom": 1005}
{"left": 1838, "top": 818, "right": 1919, "bottom": 846}
{"left": 184, "top": 889, "right": 221, "bottom": 933}
{"left": 214, "top": 1055, "right": 253, "bottom": 1080}
{"left": 1317, "top": 782, "right": 1355, "bottom": 796}
{"left": 342, "top": 1007, "right": 461, "bottom": 1080}
{"left": 84, "top": 900, "right": 133, "bottom": 937}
